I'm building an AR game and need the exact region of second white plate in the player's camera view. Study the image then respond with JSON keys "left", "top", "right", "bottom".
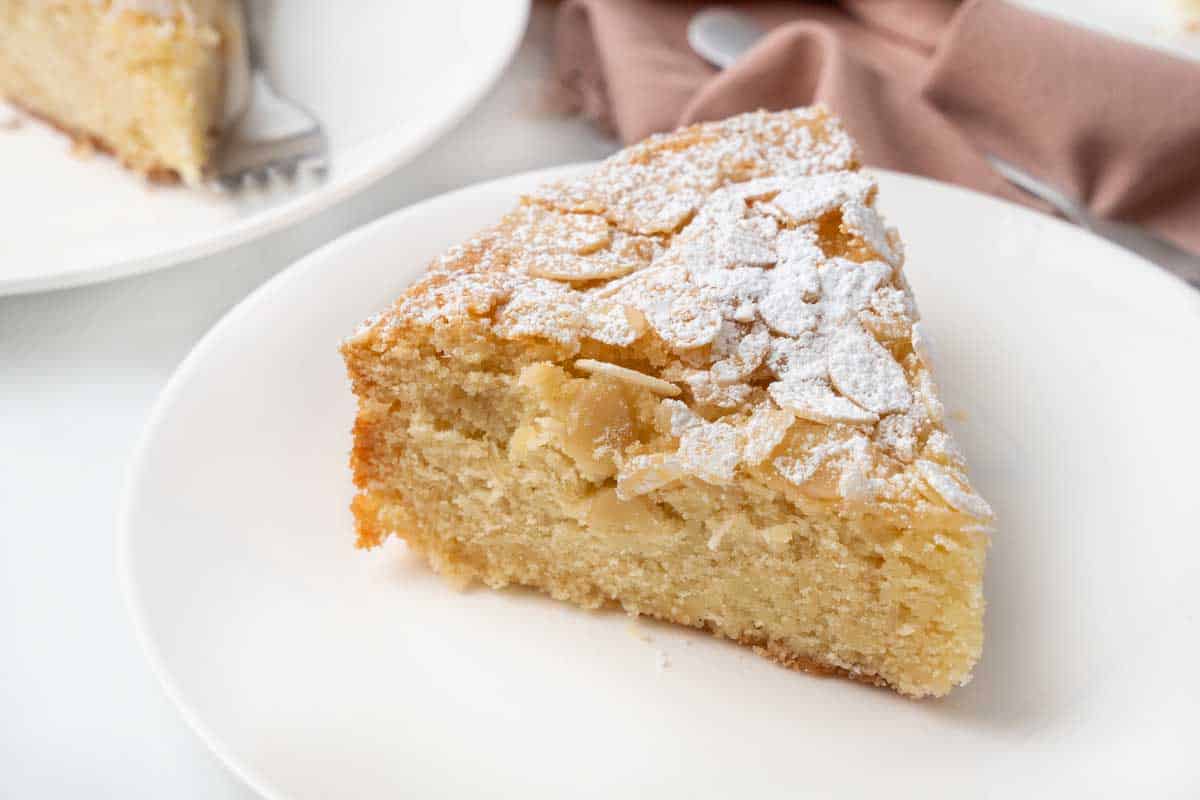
{"left": 120, "top": 166, "right": 1200, "bottom": 798}
{"left": 0, "top": 0, "right": 528, "bottom": 295}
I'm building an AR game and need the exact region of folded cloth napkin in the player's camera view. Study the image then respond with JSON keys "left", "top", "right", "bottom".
{"left": 555, "top": 0, "right": 1200, "bottom": 256}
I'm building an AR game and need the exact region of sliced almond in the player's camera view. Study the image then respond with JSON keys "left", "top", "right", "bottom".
{"left": 527, "top": 254, "right": 636, "bottom": 283}
{"left": 826, "top": 324, "right": 911, "bottom": 414}
{"left": 710, "top": 321, "right": 770, "bottom": 385}
{"left": 841, "top": 199, "right": 899, "bottom": 266}
{"left": 681, "top": 369, "right": 752, "bottom": 409}
{"left": 741, "top": 403, "right": 794, "bottom": 465}
{"left": 773, "top": 434, "right": 879, "bottom": 500}
{"left": 915, "top": 460, "right": 993, "bottom": 520}
{"left": 493, "top": 280, "right": 584, "bottom": 344}
{"left": 510, "top": 204, "right": 611, "bottom": 254}
{"left": 767, "top": 172, "right": 874, "bottom": 223}
{"left": 643, "top": 292, "right": 724, "bottom": 350}
{"left": 727, "top": 177, "right": 785, "bottom": 203}
{"left": 767, "top": 376, "right": 878, "bottom": 425}
{"left": 677, "top": 421, "right": 743, "bottom": 484}
{"left": 910, "top": 320, "right": 934, "bottom": 365}
{"left": 574, "top": 359, "right": 681, "bottom": 397}
{"left": 582, "top": 302, "right": 644, "bottom": 346}
{"left": 616, "top": 453, "right": 685, "bottom": 499}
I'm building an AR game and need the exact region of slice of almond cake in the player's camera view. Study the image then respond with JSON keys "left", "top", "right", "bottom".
{"left": 0, "top": 0, "right": 243, "bottom": 183}
{"left": 341, "top": 107, "right": 993, "bottom": 697}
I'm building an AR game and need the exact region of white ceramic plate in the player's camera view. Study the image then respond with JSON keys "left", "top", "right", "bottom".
{"left": 0, "top": 0, "right": 528, "bottom": 295}
{"left": 1013, "top": 0, "right": 1200, "bottom": 62}
{"left": 120, "top": 166, "right": 1200, "bottom": 799}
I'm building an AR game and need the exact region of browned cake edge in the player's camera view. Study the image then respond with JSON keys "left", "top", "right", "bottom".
{"left": 3, "top": 98, "right": 213, "bottom": 184}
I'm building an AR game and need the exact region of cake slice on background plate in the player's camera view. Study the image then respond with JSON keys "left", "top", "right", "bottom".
{"left": 342, "top": 107, "right": 994, "bottom": 698}
{"left": 0, "top": 0, "right": 244, "bottom": 183}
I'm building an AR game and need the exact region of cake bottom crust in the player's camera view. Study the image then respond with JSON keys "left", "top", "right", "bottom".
{"left": 6, "top": 99, "right": 192, "bottom": 184}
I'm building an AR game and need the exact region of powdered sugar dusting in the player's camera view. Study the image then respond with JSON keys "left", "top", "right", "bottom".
{"left": 367, "top": 108, "right": 989, "bottom": 515}
{"left": 773, "top": 434, "right": 881, "bottom": 500}
{"left": 916, "top": 461, "right": 993, "bottom": 520}
{"left": 827, "top": 324, "right": 912, "bottom": 414}
{"left": 768, "top": 172, "right": 876, "bottom": 223}
{"left": 769, "top": 376, "right": 879, "bottom": 425}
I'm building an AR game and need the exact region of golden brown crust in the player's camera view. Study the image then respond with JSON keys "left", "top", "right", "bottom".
{"left": 747, "top": 638, "right": 891, "bottom": 692}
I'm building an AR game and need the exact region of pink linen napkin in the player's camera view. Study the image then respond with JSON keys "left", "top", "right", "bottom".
{"left": 554, "top": 0, "right": 1200, "bottom": 256}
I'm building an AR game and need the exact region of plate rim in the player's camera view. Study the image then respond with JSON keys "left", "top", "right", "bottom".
{"left": 3, "top": 0, "right": 530, "bottom": 297}
{"left": 116, "top": 163, "right": 1200, "bottom": 799}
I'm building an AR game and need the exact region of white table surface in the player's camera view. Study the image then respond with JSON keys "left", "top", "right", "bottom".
{"left": 0, "top": 7, "right": 616, "bottom": 797}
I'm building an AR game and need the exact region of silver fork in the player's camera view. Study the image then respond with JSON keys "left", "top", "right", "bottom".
{"left": 211, "top": 2, "right": 329, "bottom": 191}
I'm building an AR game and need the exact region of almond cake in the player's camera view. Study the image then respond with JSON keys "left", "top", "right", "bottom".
{"left": 341, "top": 107, "right": 994, "bottom": 698}
{"left": 0, "top": 0, "right": 243, "bottom": 182}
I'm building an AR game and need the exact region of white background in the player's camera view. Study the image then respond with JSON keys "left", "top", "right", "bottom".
{"left": 0, "top": 6, "right": 615, "bottom": 797}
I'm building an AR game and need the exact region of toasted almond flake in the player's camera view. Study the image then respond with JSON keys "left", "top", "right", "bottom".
{"left": 642, "top": 292, "right": 724, "bottom": 350}
{"left": 527, "top": 255, "right": 636, "bottom": 283}
{"left": 775, "top": 225, "right": 824, "bottom": 263}
{"left": 637, "top": 190, "right": 702, "bottom": 234}
{"left": 575, "top": 359, "right": 681, "bottom": 396}
{"left": 493, "top": 279, "right": 584, "bottom": 344}
{"left": 680, "top": 369, "right": 753, "bottom": 408}
{"left": 913, "top": 367, "right": 946, "bottom": 424}
{"left": 696, "top": 267, "right": 769, "bottom": 323}
{"left": 775, "top": 435, "right": 847, "bottom": 484}
{"left": 860, "top": 285, "right": 914, "bottom": 341}
{"left": 923, "top": 430, "right": 966, "bottom": 467}
{"left": 817, "top": 258, "right": 892, "bottom": 321}
{"left": 728, "top": 177, "right": 784, "bottom": 203}
{"left": 768, "top": 377, "right": 878, "bottom": 425}
{"left": 712, "top": 217, "right": 778, "bottom": 267}
{"left": 911, "top": 321, "right": 934, "bottom": 365}
{"left": 767, "top": 172, "right": 875, "bottom": 223}
{"left": 506, "top": 205, "right": 655, "bottom": 284}
{"left": 583, "top": 303, "right": 644, "bottom": 346}
{"left": 711, "top": 321, "right": 770, "bottom": 384}
{"left": 616, "top": 453, "right": 685, "bottom": 499}
{"left": 774, "top": 434, "right": 880, "bottom": 500}
{"left": 660, "top": 398, "right": 703, "bottom": 437}
{"left": 916, "top": 460, "right": 993, "bottom": 520}
{"left": 826, "top": 324, "right": 911, "bottom": 414}
{"left": 772, "top": 454, "right": 817, "bottom": 487}
{"left": 876, "top": 411, "right": 918, "bottom": 462}
{"left": 842, "top": 200, "right": 899, "bottom": 265}
{"left": 759, "top": 266, "right": 820, "bottom": 336}
{"left": 510, "top": 203, "right": 611, "bottom": 254}
{"left": 766, "top": 333, "right": 827, "bottom": 381}
{"left": 741, "top": 403, "right": 794, "bottom": 465}
{"left": 678, "top": 420, "right": 743, "bottom": 484}
{"left": 657, "top": 398, "right": 746, "bottom": 484}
